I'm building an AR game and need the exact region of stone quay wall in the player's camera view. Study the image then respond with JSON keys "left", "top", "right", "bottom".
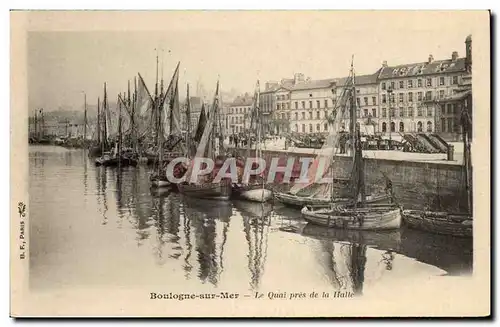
{"left": 234, "top": 148, "right": 468, "bottom": 212}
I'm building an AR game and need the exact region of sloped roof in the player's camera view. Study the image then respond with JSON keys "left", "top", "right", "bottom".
{"left": 288, "top": 78, "right": 336, "bottom": 91}
{"left": 333, "top": 72, "right": 379, "bottom": 87}
{"left": 378, "top": 58, "right": 466, "bottom": 79}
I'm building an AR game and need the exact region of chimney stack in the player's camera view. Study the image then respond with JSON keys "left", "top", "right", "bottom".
{"left": 451, "top": 51, "right": 459, "bottom": 61}
{"left": 382, "top": 60, "right": 388, "bottom": 67}
{"left": 428, "top": 54, "right": 434, "bottom": 64}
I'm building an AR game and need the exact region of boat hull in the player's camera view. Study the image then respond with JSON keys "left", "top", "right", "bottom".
{"left": 275, "top": 192, "right": 392, "bottom": 209}
{"left": 301, "top": 205, "right": 402, "bottom": 230}
{"left": 95, "top": 156, "right": 138, "bottom": 167}
{"left": 178, "top": 180, "right": 232, "bottom": 201}
{"left": 233, "top": 184, "right": 273, "bottom": 202}
{"left": 402, "top": 210, "right": 472, "bottom": 238}
{"left": 274, "top": 192, "right": 330, "bottom": 208}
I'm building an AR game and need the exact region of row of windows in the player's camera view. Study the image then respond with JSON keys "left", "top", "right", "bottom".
{"left": 289, "top": 99, "right": 332, "bottom": 110}
{"left": 380, "top": 107, "right": 433, "bottom": 118}
{"left": 229, "top": 106, "right": 251, "bottom": 114}
{"left": 231, "top": 116, "right": 246, "bottom": 124}
{"left": 381, "top": 75, "right": 459, "bottom": 90}
{"left": 381, "top": 121, "right": 433, "bottom": 133}
{"left": 443, "top": 103, "right": 461, "bottom": 115}
{"left": 293, "top": 123, "right": 330, "bottom": 133}
{"left": 355, "top": 97, "right": 378, "bottom": 107}
{"left": 381, "top": 90, "right": 448, "bottom": 104}
{"left": 276, "top": 94, "right": 290, "bottom": 101}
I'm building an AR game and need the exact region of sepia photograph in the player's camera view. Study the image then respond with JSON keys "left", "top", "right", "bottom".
{"left": 10, "top": 10, "right": 490, "bottom": 317}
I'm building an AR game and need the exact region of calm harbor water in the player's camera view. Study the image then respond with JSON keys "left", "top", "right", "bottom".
{"left": 29, "top": 146, "right": 472, "bottom": 296}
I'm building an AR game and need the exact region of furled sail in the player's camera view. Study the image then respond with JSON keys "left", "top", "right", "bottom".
{"left": 194, "top": 104, "right": 207, "bottom": 143}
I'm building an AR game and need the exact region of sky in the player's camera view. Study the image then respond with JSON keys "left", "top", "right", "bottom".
{"left": 25, "top": 11, "right": 481, "bottom": 112}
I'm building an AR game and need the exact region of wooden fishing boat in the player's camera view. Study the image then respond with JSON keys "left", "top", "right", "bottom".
{"left": 179, "top": 80, "right": 232, "bottom": 201}
{"left": 148, "top": 62, "right": 182, "bottom": 189}
{"left": 178, "top": 180, "right": 232, "bottom": 200}
{"left": 402, "top": 210, "right": 472, "bottom": 238}
{"left": 402, "top": 94, "right": 473, "bottom": 238}
{"left": 95, "top": 150, "right": 138, "bottom": 167}
{"left": 233, "top": 81, "right": 273, "bottom": 203}
{"left": 301, "top": 61, "right": 402, "bottom": 231}
{"left": 275, "top": 190, "right": 391, "bottom": 208}
{"left": 302, "top": 204, "right": 402, "bottom": 230}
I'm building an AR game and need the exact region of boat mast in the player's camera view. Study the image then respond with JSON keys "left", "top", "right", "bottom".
{"left": 349, "top": 58, "right": 356, "bottom": 158}
{"left": 155, "top": 50, "right": 160, "bottom": 147}
{"left": 246, "top": 81, "right": 259, "bottom": 159}
{"left": 118, "top": 95, "right": 123, "bottom": 167}
{"left": 84, "top": 92, "right": 87, "bottom": 143}
{"left": 158, "top": 95, "right": 163, "bottom": 177}
{"left": 103, "top": 82, "right": 108, "bottom": 149}
{"left": 34, "top": 111, "right": 38, "bottom": 139}
{"left": 186, "top": 83, "right": 191, "bottom": 156}
{"left": 349, "top": 57, "right": 366, "bottom": 206}
{"left": 97, "top": 97, "right": 101, "bottom": 145}
{"left": 462, "top": 97, "right": 473, "bottom": 215}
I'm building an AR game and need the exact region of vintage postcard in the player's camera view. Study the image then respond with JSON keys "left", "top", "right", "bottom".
{"left": 10, "top": 10, "right": 490, "bottom": 317}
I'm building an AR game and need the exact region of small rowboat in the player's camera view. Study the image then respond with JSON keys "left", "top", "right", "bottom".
{"left": 402, "top": 210, "right": 472, "bottom": 238}
{"left": 301, "top": 204, "right": 402, "bottom": 230}
{"left": 276, "top": 192, "right": 392, "bottom": 209}
{"left": 95, "top": 153, "right": 138, "bottom": 167}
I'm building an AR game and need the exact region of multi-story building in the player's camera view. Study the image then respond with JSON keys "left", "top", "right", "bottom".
{"left": 260, "top": 81, "right": 279, "bottom": 135}
{"left": 376, "top": 35, "right": 471, "bottom": 139}
{"left": 332, "top": 73, "right": 380, "bottom": 134}
{"left": 227, "top": 93, "right": 253, "bottom": 134}
{"left": 288, "top": 74, "right": 336, "bottom": 135}
{"left": 273, "top": 86, "right": 292, "bottom": 134}
{"left": 431, "top": 35, "right": 472, "bottom": 141}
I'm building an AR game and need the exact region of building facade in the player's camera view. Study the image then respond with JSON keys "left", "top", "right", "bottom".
{"left": 259, "top": 81, "right": 279, "bottom": 135}
{"left": 288, "top": 74, "right": 336, "bottom": 135}
{"left": 376, "top": 35, "right": 471, "bottom": 139}
{"left": 227, "top": 93, "right": 253, "bottom": 134}
{"left": 273, "top": 87, "right": 291, "bottom": 134}
{"left": 332, "top": 73, "right": 380, "bottom": 134}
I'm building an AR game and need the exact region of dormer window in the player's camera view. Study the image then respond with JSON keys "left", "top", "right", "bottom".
{"left": 393, "top": 68, "right": 399, "bottom": 75}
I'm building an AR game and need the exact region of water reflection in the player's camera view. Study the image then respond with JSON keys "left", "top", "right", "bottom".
{"left": 29, "top": 146, "right": 473, "bottom": 294}
{"left": 234, "top": 201, "right": 273, "bottom": 291}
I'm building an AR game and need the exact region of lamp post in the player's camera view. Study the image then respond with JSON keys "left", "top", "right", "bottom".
{"left": 386, "top": 86, "right": 393, "bottom": 145}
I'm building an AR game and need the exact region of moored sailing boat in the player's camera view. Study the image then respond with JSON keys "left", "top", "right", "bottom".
{"left": 178, "top": 80, "right": 232, "bottom": 200}
{"left": 275, "top": 71, "right": 392, "bottom": 209}
{"left": 301, "top": 60, "right": 402, "bottom": 231}
{"left": 150, "top": 62, "right": 183, "bottom": 188}
{"left": 232, "top": 81, "right": 273, "bottom": 202}
{"left": 95, "top": 89, "right": 138, "bottom": 167}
